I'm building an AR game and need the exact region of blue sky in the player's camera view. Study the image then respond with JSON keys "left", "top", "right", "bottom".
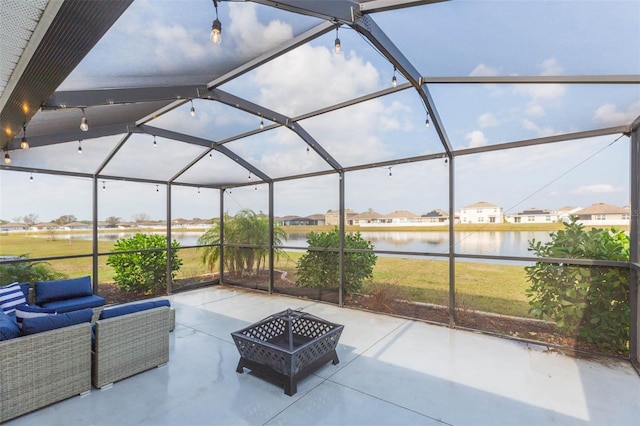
{"left": 1, "top": 0, "right": 639, "bottom": 223}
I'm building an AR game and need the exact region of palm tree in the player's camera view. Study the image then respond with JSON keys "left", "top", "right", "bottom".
{"left": 197, "top": 209, "right": 285, "bottom": 276}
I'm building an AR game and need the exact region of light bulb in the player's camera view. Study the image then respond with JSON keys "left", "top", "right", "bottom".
{"left": 20, "top": 137, "right": 29, "bottom": 149}
{"left": 260, "top": 119, "right": 264, "bottom": 130}
{"left": 80, "top": 116, "right": 89, "bottom": 132}
{"left": 190, "top": 100, "right": 195, "bottom": 117}
{"left": 4, "top": 152, "right": 11, "bottom": 164}
{"left": 102, "top": 181, "right": 106, "bottom": 191}
{"left": 334, "top": 37, "right": 341, "bottom": 54}
{"left": 444, "top": 158, "right": 449, "bottom": 167}
{"left": 392, "top": 75, "right": 397, "bottom": 88}
{"left": 210, "top": 19, "right": 222, "bottom": 44}
{"left": 77, "top": 140, "right": 82, "bottom": 154}
{"left": 29, "top": 173, "right": 33, "bottom": 182}
{"left": 153, "top": 136, "right": 157, "bottom": 147}
{"left": 156, "top": 185, "right": 159, "bottom": 192}
{"left": 425, "top": 116, "right": 430, "bottom": 128}
{"left": 388, "top": 168, "right": 392, "bottom": 179}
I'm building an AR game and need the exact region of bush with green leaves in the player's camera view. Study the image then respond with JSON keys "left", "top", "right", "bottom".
{"left": 525, "top": 217, "right": 629, "bottom": 352}
{"left": 0, "top": 254, "right": 66, "bottom": 284}
{"left": 106, "top": 233, "right": 182, "bottom": 293}
{"left": 295, "top": 228, "right": 377, "bottom": 294}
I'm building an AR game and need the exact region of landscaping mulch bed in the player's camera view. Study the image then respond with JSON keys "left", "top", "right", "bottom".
{"left": 98, "top": 271, "right": 626, "bottom": 360}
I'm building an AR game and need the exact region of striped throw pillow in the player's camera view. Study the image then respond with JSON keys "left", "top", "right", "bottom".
{"left": 0, "top": 283, "right": 27, "bottom": 315}
{"left": 15, "top": 304, "right": 57, "bottom": 329}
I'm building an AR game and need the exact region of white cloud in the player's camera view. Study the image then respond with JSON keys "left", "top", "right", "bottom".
{"left": 228, "top": 3, "right": 294, "bottom": 57}
{"left": 521, "top": 118, "right": 557, "bottom": 137}
{"left": 469, "top": 64, "right": 500, "bottom": 77}
{"left": 540, "top": 58, "right": 563, "bottom": 75}
{"left": 465, "top": 130, "right": 488, "bottom": 148}
{"left": 573, "top": 184, "right": 624, "bottom": 194}
{"left": 593, "top": 101, "right": 640, "bottom": 126}
{"left": 478, "top": 112, "right": 500, "bottom": 128}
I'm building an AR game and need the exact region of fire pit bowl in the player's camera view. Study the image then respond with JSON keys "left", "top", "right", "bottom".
{"left": 231, "top": 308, "right": 344, "bottom": 395}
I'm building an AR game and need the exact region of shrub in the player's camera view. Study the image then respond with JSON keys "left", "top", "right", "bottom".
{"left": 0, "top": 254, "right": 66, "bottom": 283}
{"left": 106, "top": 233, "right": 182, "bottom": 293}
{"left": 295, "top": 228, "right": 377, "bottom": 294}
{"left": 525, "top": 217, "right": 629, "bottom": 352}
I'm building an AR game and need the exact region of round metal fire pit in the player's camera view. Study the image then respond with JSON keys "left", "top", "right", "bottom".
{"left": 231, "top": 308, "right": 344, "bottom": 395}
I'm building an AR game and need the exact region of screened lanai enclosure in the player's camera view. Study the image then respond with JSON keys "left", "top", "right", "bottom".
{"left": 1, "top": 0, "right": 639, "bottom": 368}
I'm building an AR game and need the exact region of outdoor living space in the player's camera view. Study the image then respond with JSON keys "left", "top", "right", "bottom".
{"left": 5, "top": 285, "right": 639, "bottom": 426}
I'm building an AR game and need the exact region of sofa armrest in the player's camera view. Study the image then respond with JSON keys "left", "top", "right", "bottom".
{"left": 92, "top": 306, "right": 170, "bottom": 389}
{"left": 0, "top": 323, "right": 92, "bottom": 423}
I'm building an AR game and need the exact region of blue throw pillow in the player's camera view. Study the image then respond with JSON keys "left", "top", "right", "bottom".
{"left": 100, "top": 299, "right": 170, "bottom": 320}
{"left": 0, "top": 309, "right": 21, "bottom": 340}
{"left": 21, "top": 308, "right": 93, "bottom": 336}
{"left": 15, "top": 303, "right": 57, "bottom": 330}
{"left": 0, "top": 282, "right": 27, "bottom": 315}
{"left": 35, "top": 276, "right": 93, "bottom": 304}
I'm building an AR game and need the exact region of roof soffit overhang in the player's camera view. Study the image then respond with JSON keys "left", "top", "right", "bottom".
{"left": 0, "top": 0, "right": 133, "bottom": 148}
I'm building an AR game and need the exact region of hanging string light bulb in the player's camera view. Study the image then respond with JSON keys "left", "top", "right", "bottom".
{"left": 80, "top": 108, "right": 89, "bottom": 131}
{"left": 29, "top": 173, "right": 33, "bottom": 182}
{"left": 190, "top": 100, "right": 195, "bottom": 117}
{"left": 392, "top": 66, "right": 397, "bottom": 88}
{"left": 425, "top": 113, "right": 430, "bottom": 128}
{"left": 3, "top": 152, "right": 10, "bottom": 164}
{"left": 334, "top": 26, "right": 341, "bottom": 54}
{"left": 77, "top": 140, "right": 83, "bottom": 154}
{"left": 210, "top": 0, "right": 222, "bottom": 44}
{"left": 388, "top": 167, "right": 392, "bottom": 179}
{"left": 20, "top": 123, "right": 29, "bottom": 149}
{"left": 102, "top": 181, "right": 106, "bottom": 191}
{"left": 153, "top": 135, "right": 157, "bottom": 147}
{"left": 260, "top": 116, "right": 264, "bottom": 130}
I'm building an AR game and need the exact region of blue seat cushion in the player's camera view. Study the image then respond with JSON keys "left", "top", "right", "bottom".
{"left": 100, "top": 299, "right": 170, "bottom": 320}
{"left": 15, "top": 303, "right": 57, "bottom": 329}
{"left": 40, "top": 295, "right": 106, "bottom": 313}
{"left": 21, "top": 308, "right": 93, "bottom": 336}
{"left": 0, "top": 309, "right": 20, "bottom": 341}
{"left": 35, "top": 276, "right": 93, "bottom": 305}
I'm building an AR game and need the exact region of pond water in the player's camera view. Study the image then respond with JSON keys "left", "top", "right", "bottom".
{"left": 65, "top": 230, "right": 552, "bottom": 260}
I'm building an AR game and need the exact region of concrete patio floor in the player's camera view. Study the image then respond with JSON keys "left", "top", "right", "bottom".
{"left": 6, "top": 285, "right": 640, "bottom": 425}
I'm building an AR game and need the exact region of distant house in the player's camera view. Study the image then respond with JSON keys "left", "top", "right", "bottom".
{"left": 0, "top": 222, "right": 25, "bottom": 232}
{"left": 506, "top": 208, "right": 556, "bottom": 224}
{"left": 419, "top": 209, "right": 450, "bottom": 225}
{"left": 66, "top": 222, "right": 91, "bottom": 230}
{"left": 555, "top": 206, "right": 582, "bottom": 222}
{"left": 280, "top": 215, "right": 314, "bottom": 226}
{"left": 381, "top": 210, "right": 419, "bottom": 225}
{"left": 325, "top": 209, "right": 358, "bottom": 226}
{"left": 353, "top": 211, "right": 384, "bottom": 226}
{"left": 572, "top": 203, "right": 630, "bottom": 226}
{"left": 459, "top": 201, "right": 504, "bottom": 224}
{"left": 306, "top": 214, "right": 326, "bottom": 225}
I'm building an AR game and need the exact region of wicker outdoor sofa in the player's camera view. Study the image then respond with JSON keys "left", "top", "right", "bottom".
{"left": 0, "top": 322, "right": 92, "bottom": 423}
{"left": 1, "top": 295, "right": 174, "bottom": 421}
{"left": 92, "top": 304, "right": 172, "bottom": 389}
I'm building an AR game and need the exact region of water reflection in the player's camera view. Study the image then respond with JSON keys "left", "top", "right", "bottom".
{"left": 48, "top": 230, "right": 552, "bottom": 258}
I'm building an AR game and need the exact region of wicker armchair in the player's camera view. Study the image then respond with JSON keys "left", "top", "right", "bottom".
{"left": 0, "top": 323, "right": 92, "bottom": 423}
{"left": 92, "top": 306, "right": 171, "bottom": 389}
